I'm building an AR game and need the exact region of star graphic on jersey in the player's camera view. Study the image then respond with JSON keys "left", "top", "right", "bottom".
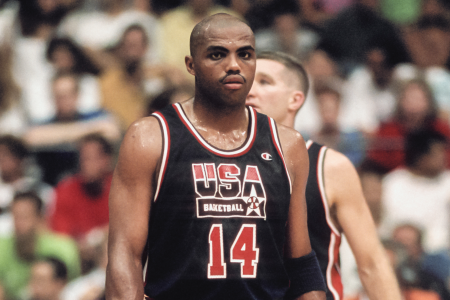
{"left": 246, "top": 185, "right": 262, "bottom": 216}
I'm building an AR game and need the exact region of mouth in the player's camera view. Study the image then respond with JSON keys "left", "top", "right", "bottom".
{"left": 221, "top": 75, "right": 245, "bottom": 90}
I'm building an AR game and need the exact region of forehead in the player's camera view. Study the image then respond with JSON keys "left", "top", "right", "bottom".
{"left": 255, "top": 59, "right": 290, "bottom": 84}
{"left": 200, "top": 22, "right": 254, "bottom": 50}
{"left": 256, "top": 59, "right": 286, "bottom": 74}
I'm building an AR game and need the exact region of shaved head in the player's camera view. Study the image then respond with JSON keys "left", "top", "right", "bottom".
{"left": 189, "top": 13, "right": 253, "bottom": 57}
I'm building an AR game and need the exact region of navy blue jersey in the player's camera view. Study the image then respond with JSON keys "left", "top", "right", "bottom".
{"left": 305, "top": 140, "right": 343, "bottom": 300}
{"left": 143, "top": 103, "right": 293, "bottom": 300}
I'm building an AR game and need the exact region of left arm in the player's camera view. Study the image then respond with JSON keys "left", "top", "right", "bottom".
{"left": 278, "top": 126, "right": 326, "bottom": 300}
{"left": 324, "top": 149, "right": 401, "bottom": 300}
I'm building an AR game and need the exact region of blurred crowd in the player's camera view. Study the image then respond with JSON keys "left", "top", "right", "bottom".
{"left": 0, "top": 0, "right": 449, "bottom": 299}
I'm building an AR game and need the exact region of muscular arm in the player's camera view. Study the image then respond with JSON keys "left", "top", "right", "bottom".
{"left": 324, "top": 149, "right": 401, "bottom": 300}
{"left": 105, "top": 117, "right": 162, "bottom": 300}
{"left": 24, "top": 118, "right": 122, "bottom": 147}
{"left": 278, "top": 126, "right": 326, "bottom": 300}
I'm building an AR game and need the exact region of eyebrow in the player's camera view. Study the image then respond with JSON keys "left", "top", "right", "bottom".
{"left": 238, "top": 45, "right": 255, "bottom": 52}
{"left": 206, "top": 46, "right": 229, "bottom": 53}
{"left": 256, "top": 72, "right": 274, "bottom": 81}
{"left": 206, "top": 45, "right": 255, "bottom": 53}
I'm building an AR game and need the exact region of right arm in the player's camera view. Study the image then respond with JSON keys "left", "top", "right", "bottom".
{"left": 105, "top": 117, "right": 162, "bottom": 300}
{"left": 324, "top": 149, "right": 401, "bottom": 300}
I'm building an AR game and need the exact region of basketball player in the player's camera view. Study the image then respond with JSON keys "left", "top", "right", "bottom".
{"left": 105, "top": 15, "right": 326, "bottom": 300}
{"left": 246, "top": 51, "right": 402, "bottom": 300}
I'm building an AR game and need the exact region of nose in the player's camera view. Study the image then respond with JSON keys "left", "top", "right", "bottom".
{"left": 226, "top": 53, "right": 241, "bottom": 74}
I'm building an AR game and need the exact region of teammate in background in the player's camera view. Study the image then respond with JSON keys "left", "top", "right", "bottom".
{"left": 106, "top": 14, "right": 326, "bottom": 300}
{"left": 246, "top": 51, "right": 402, "bottom": 300}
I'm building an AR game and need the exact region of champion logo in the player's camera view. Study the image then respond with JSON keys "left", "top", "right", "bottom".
{"left": 261, "top": 153, "right": 272, "bottom": 161}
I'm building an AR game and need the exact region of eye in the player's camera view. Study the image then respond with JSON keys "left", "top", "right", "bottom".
{"left": 210, "top": 53, "right": 224, "bottom": 60}
{"left": 259, "top": 78, "right": 270, "bottom": 85}
{"left": 239, "top": 52, "right": 251, "bottom": 59}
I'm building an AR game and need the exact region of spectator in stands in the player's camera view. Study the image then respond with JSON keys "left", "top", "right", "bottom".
{"left": 61, "top": 229, "right": 108, "bottom": 300}
{"left": 28, "top": 257, "right": 68, "bottom": 300}
{"left": 0, "top": 135, "right": 54, "bottom": 235}
{"left": 306, "top": 78, "right": 366, "bottom": 166}
{"left": 57, "top": 0, "right": 161, "bottom": 64}
{"left": 402, "top": 15, "right": 450, "bottom": 121}
{"left": 340, "top": 38, "right": 408, "bottom": 134}
{"left": 318, "top": 0, "right": 410, "bottom": 76}
{"left": 296, "top": 0, "right": 354, "bottom": 27}
{"left": 366, "top": 78, "right": 450, "bottom": 172}
{"left": 383, "top": 240, "right": 447, "bottom": 300}
{"left": 49, "top": 134, "right": 113, "bottom": 240}
{"left": 23, "top": 72, "right": 120, "bottom": 185}
{"left": 254, "top": 3, "right": 320, "bottom": 62}
{"left": 96, "top": 24, "right": 149, "bottom": 130}
{"left": 0, "top": 46, "right": 27, "bottom": 136}
{"left": 24, "top": 72, "right": 121, "bottom": 147}
{"left": 46, "top": 36, "right": 102, "bottom": 116}
{"left": 15, "top": 0, "right": 67, "bottom": 40}
{"left": 379, "top": 129, "right": 450, "bottom": 254}
{"left": 0, "top": 0, "right": 71, "bottom": 124}
{"left": 0, "top": 192, "right": 80, "bottom": 300}
{"left": 393, "top": 223, "right": 450, "bottom": 290}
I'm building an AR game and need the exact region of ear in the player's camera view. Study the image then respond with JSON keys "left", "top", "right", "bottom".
{"left": 288, "top": 90, "right": 306, "bottom": 113}
{"left": 185, "top": 55, "right": 195, "bottom": 76}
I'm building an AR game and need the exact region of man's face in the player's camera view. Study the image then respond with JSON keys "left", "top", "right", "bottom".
{"left": 53, "top": 76, "right": 78, "bottom": 119}
{"left": 400, "top": 83, "right": 430, "bottom": 120}
{"left": 79, "top": 141, "right": 111, "bottom": 183}
{"left": 0, "top": 145, "right": 22, "bottom": 181}
{"left": 12, "top": 199, "right": 40, "bottom": 238}
{"left": 119, "top": 29, "right": 148, "bottom": 65}
{"left": 29, "top": 262, "right": 63, "bottom": 300}
{"left": 189, "top": 22, "right": 256, "bottom": 108}
{"left": 246, "top": 59, "right": 293, "bottom": 124}
{"left": 317, "top": 91, "right": 340, "bottom": 127}
{"left": 393, "top": 226, "right": 422, "bottom": 259}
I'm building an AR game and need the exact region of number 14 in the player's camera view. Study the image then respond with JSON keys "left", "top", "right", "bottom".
{"left": 208, "top": 224, "right": 259, "bottom": 279}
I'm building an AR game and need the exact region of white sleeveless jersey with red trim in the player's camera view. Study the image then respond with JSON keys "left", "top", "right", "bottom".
{"left": 143, "top": 104, "right": 292, "bottom": 300}
{"left": 305, "top": 140, "right": 343, "bottom": 300}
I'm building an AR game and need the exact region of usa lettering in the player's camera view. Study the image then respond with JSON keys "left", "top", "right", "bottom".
{"left": 192, "top": 163, "right": 267, "bottom": 219}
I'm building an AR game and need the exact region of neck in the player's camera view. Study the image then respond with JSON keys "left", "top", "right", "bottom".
{"left": 279, "top": 115, "right": 295, "bottom": 129}
{"left": 192, "top": 88, "right": 248, "bottom": 129}
{"left": 182, "top": 99, "right": 249, "bottom": 150}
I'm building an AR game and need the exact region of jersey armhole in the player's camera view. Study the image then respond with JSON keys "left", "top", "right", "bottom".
{"left": 151, "top": 112, "right": 170, "bottom": 202}
{"left": 268, "top": 117, "right": 292, "bottom": 194}
{"left": 317, "top": 146, "right": 340, "bottom": 236}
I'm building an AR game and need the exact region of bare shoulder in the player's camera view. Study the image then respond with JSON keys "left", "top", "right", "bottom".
{"left": 276, "top": 123, "right": 308, "bottom": 183}
{"left": 121, "top": 116, "right": 162, "bottom": 152}
{"left": 323, "top": 148, "right": 357, "bottom": 176}
{"left": 323, "top": 148, "right": 363, "bottom": 206}
{"left": 116, "top": 116, "right": 163, "bottom": 174}
{"left": 276, "top": 123, "right": 306, "bottom": 154}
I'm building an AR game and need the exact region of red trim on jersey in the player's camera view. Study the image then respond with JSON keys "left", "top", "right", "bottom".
{"left": 315, "top": 145, "right": 342, "bottom": 299}
{"left": 330, "top": 233, "right": 343, "bottom": 299}
{"left": 152, "top": 111, "right": 171, "bottom": 202}
{"left": 172, "top": 103, "right": 257, "bottom": 157}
